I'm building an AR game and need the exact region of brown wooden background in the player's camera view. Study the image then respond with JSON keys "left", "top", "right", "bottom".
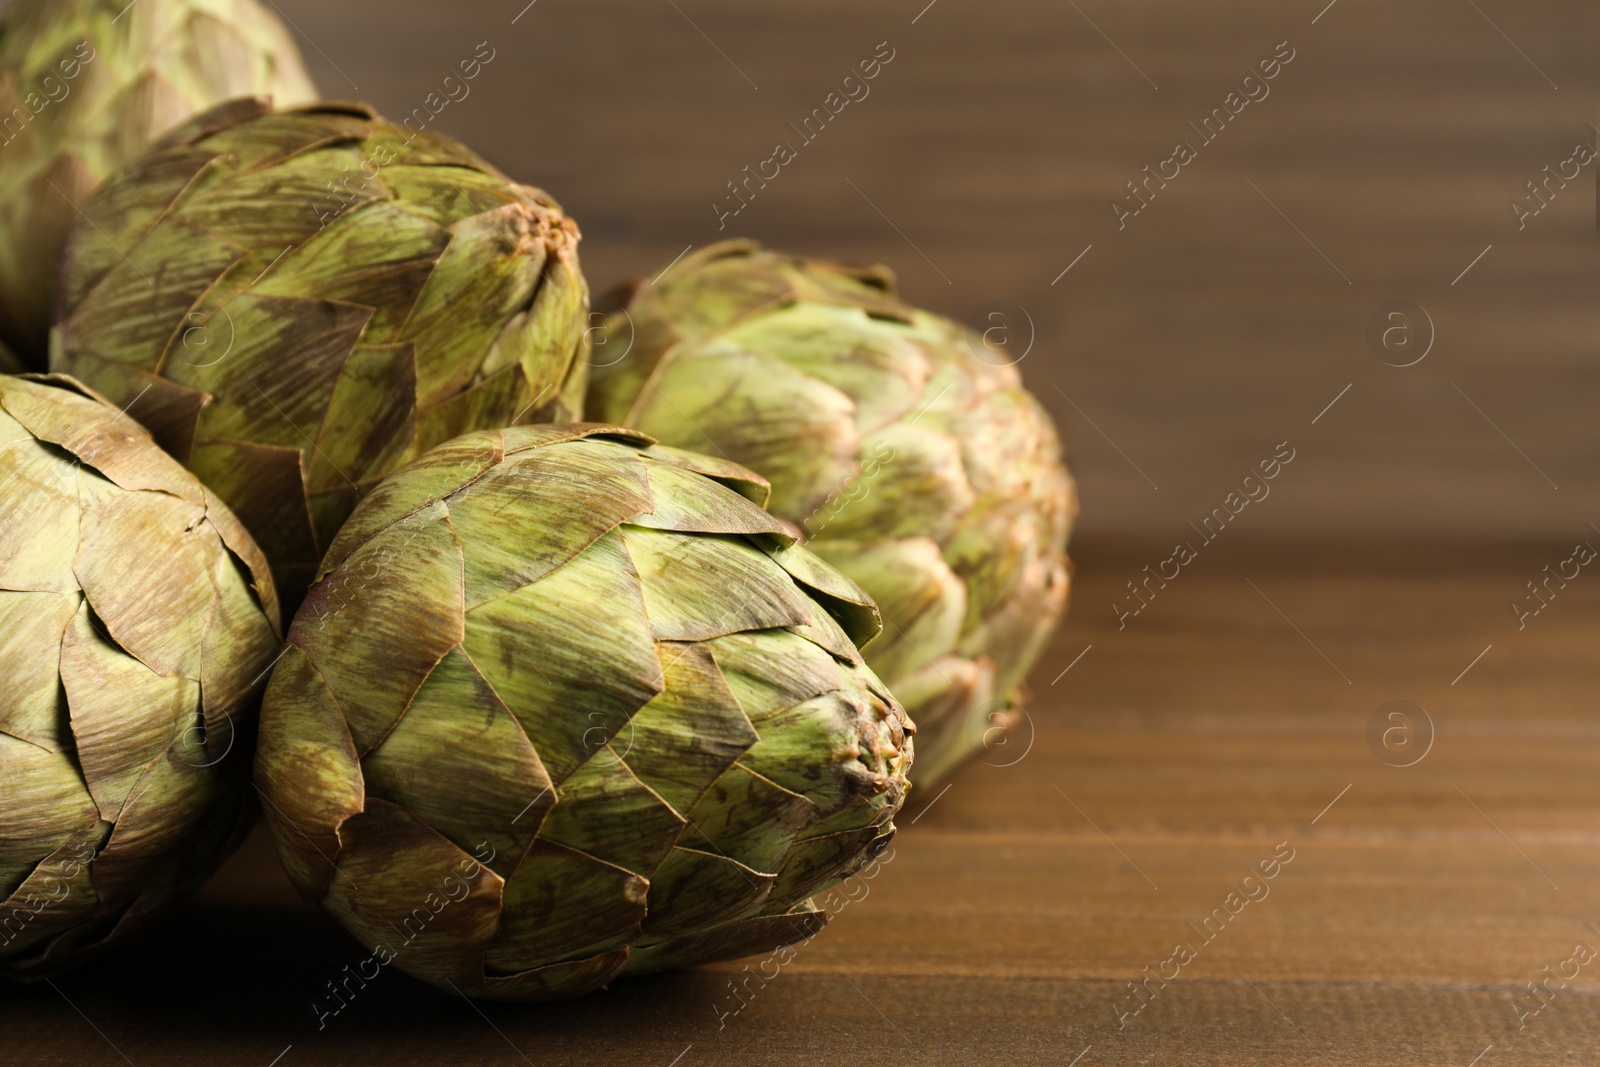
{"left": 6, "top": 1, "right": 1600, "bottom": 1064}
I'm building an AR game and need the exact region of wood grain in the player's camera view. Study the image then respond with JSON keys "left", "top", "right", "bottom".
{"left": 5, "top": 1, "right": 1598, "bottom": 1063}
{"left": 6, "top": 544, "right": 1599, "bottom": 1065}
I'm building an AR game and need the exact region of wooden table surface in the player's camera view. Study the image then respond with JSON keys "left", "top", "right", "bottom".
{"left": 7, "top": 540, "right": 1600, "bottom": 1065}
{"left": 6, "top": 0, "right": 1600, "bottom": 1064}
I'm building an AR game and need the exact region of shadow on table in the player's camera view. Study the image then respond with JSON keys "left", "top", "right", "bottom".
{"left": 3, "top": 902, "right": 732, "bottom": 1054}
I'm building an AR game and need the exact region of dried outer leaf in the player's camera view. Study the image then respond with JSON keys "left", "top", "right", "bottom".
{"left": 59, "top": 603, "right": 199, "bottom": 822}
{"left": 60, "top": 219, "right": 250, "bottom": 374}
{"left": 514, "top": 222, "right": 588, "bottom": 388}
{"left": 758, "top": 540, "right": 881, "bottom": 650}
{"left": 0, "top": 374, "right": 199, "bottom": 502}
{"left": 361, "top": 647, "right": 552, "bottom": 881}
{"left": 184, "top": 102, "right": 372, "bottom": 166}
{"left": 532, "top": 751, "right": 683, "bottom": 879}
{"left": 478, "top": 949, "right": 629, "bottom": 1003}
{"left": 0, "top": 430, "right": 80, "bottom": 594}
{"left": 501, "top": 423, "right": 652, "bottom": 456}
{"left": 73, "top": 486, "right": 214, "bottom": 679}
{"left": 809, "top": 537, "right": 965, "bottom": 684}
{"left": 85, "top": 740, "right": 216, "bottom": 912}
{"left": 0, "top": 734, "right": 98, "bottom": 897}
{"left": 783, "top": 610, "right": 862, "bottom": 668}
{"left": 628, "top": 458, "right": 786, "bottom": 538}
{"left": 199, "top": 485, "right": 281, "bottom": 637}
{"left": 39, "top": 355, "right": 211, "bottom": 465}
{"left": 294, "top": 500, "right": 464, "bottom": 754}
{"left": 189, "top": 438, "right": 314, "bottom": 600}
{"left": 463, "top": 532, "right": 662, "bottom": 784}
{"left": 0, "top": 822, "right": 110, "bottom": 961}
{"left": 250, "top": 198, "right": 447, "bottom": 340}
{"left": 322, "top": 799, "right": 506, "bottom": 991}
{"left": 636, "top": 442, "right": 770, "bottom": 506}
{"left": 946, "top": 498, "right": 1062, "bottom": 634}
{"left": 623, "top": 900, "right": 827, "bottom": 976}
{"left": 638, "top": 240, "right": 802, "bottom": 344}
{"left": 447, "top": 437, "right": 652, "bottom": 608}
{"left": 638, "top": 845, "right": 774, "bottom": 938}
{"left": 51, "top": 144, "right": 227, "bottom": 315}
{"left": 303, "top": 342, "right": 418, "bottom": 491}
{"left": 253, "top": 646, "right": 364, "bottom": 902}
{"left": 317, "top": 430, "right": 503, "bottom": 577}
{"left": 621, "top": 644, "right": 758, "bottom": 817}
{"left": 183, "top": 295, "right": 374, "bottom": 449}
{"left": 622, "top": 527, "right": 815, "bottom": 642}
{"left": 485, "top": 840, "right": 646, "bottom": 971}
{"left": 0, "top": 591, "right": 79, "bottom": 748}
{"left": 411, "top": 364, "right": 528, "bottom": 460}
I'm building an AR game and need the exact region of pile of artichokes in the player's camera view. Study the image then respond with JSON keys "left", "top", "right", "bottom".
{"left": 0, "top": 0, "right": 1072, "bottom": 1000}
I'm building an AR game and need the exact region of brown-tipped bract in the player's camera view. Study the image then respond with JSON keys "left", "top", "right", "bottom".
{"left": 254, "top": 424, "right": 912, "bottom": 1001}
{"left": 588, "top": 241, "right": 1075, "bottom": 787}
{"left": 0, "top": 373, "right": 281, "bottom": 980}
{"left": 51, "top": 99, "right": 593, "bottom": 611}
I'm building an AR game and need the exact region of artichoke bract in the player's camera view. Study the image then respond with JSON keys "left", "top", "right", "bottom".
{"left": 0, "top": 0, "right": 317, "bottom": 365}
{"left": 50, "top": 99, "right": 592, "bottom": 611}
{"left": 0, "top": 373, "right": 281, "bottom": 980}
{"left": 255, "top": 424, "right": 911, "bottom": 1001}
{"left": 588, "top": 240, "right": 1075, "bottom": 787}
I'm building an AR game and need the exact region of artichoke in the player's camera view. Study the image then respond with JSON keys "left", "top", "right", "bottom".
{"left": 255, "top": 424, "right": 911, "bottom": 1001}
{"left": 0, "top": 373, "right": 281, "bottom": 980}
{"left": 0, "top": 0, "right": 317, "bottom": 366}
{"left": 588, "top": 240, "right": 1075, "bottom": 787}
{"left": 51, "top": 99, "right": 592, "bottom": 610}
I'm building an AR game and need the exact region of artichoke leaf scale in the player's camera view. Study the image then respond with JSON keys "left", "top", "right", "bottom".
{"left": 257, "top": 431, "right": 910, "bottom": 999}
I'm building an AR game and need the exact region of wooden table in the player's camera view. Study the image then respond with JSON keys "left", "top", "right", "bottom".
{"left": 6, "top": 0, "right": 1599, "bottom": 1063}
{"left": 7, "top": 540, "right": 1600, "bottom": 1065}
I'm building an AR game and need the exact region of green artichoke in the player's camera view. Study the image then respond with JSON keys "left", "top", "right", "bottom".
{"left": 255, "top": 424, "right": 911, "bottom": 1001}
{"left": 51, "top": 99, "right": 592, "bottom": 610}
{"left": 0, "top": 0, "right": 317, "bottom": 366}
{"left": 588, "top": 240, "right": 1075, "bottom": 787}
{"left": 0, "top": 373, "right": 281, "bottom": 980}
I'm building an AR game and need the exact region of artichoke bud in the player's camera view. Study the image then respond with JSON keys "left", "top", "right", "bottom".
{"left": 0, "top": 372, "right": 281, "bottom": 980}
{"left": 255, "top": 424, "right": 913, "bottom": 1001}
{"left": 49, "top": 99, "right": 593, "bottom": 612}
{"left": 588, "top": 240, "right": 1076, "bottom": 787}
{"left": 0, "top": 0, "right": 318, "bottom": 366}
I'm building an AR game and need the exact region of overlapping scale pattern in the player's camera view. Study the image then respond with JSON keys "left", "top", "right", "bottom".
{"left": 51, "top": 99, "right": 593, "bottom": 610}
{"left": 0, "top": 373, "right": 281, "bottom": 979}
{"left": 588, "top": 240, "right": 1076, "bottom": 786}
{"left": 255, "top": 424, "right": 912, "bottom": 1002}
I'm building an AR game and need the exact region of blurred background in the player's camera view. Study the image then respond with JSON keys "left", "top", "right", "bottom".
{"left": 271, "top": 0, "right": 1598, "bottom": 550}
{"left": 9, "top": 2, "right": 1600, "bottom": 1064}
